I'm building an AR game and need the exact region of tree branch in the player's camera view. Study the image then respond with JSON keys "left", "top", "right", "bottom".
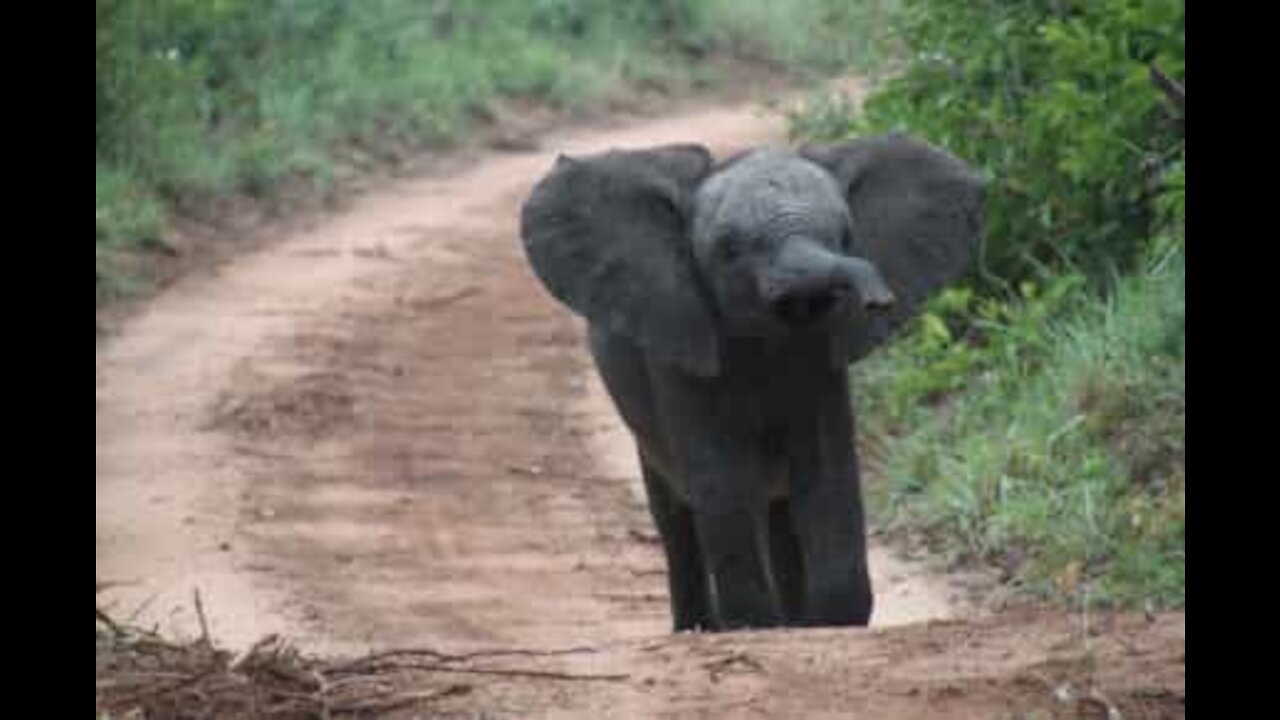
{"left": 1149, "top": 64, "right": 1184, "bottom": 113}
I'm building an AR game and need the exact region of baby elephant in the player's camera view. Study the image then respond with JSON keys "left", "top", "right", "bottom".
{"left": 520, "top": 135, "right": 985, "bottom": 631}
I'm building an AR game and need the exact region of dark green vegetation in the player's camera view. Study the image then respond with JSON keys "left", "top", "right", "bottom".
{"left": 96, "top": 0, "right": 889, "bottom": 297}
{"left": 788, "top": 0, "right": 1184, "bottom": 609}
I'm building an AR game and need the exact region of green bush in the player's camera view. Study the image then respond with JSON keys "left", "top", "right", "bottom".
{"left": 96, "top": 163, "right": 167, "bottom": 296}
{"left": 792, "top": 0, "right": 1184, "bottom": 289}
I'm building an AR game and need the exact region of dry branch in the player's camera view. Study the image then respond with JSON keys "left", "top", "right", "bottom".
{"left": 1149, "top": 64, "right": 1184, "bottom": 113}
{"left": 417, "top": 286, "right": 481, "bottom": 311}
{"left": 332, "top": 643, "right": 601, "bottom": 674}
{"left": 332, "top": 684, "right": 471, "bottom": 714}
{"left": 97, "top": 605, "right": 125, "bottom": 636}
{"left": 387, "top": 662, "right": 629, "bottom": 682}
{"left": 194, "top": 587, "right": 211, "bottom": 645}
{"left": 98, "top": 606, "right": 624, "bottom": 719}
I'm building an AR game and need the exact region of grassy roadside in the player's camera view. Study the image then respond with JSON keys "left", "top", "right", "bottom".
{"left": 96, "top": 0, "right": 893, "bottom": 302}
{"left": 851, "top": 248, "right": 1184, "bottom": 610}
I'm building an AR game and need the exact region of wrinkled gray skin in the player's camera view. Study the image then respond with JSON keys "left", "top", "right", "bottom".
{"left": 520, "top": 134, "right": 985, "bottom": 631}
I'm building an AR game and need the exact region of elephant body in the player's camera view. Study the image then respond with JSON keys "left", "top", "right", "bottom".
{"left": 590, "top": 325, "right": 868, "bottom": 629}
{"left": 520, "top": 136, "right": 985, "bottom": 631}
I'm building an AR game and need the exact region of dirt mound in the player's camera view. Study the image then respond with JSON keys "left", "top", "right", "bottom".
{"left": 97, "top": 609, "right": 1183, "bottom": 719}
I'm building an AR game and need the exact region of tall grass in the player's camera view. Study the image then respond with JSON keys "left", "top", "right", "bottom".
{"left": 850, "top": 248, "right": 1184, "bottom": 609}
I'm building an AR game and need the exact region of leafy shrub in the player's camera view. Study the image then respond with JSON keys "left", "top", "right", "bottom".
{"left": 792, "top": 0, "right": 1185, "bottom": 290}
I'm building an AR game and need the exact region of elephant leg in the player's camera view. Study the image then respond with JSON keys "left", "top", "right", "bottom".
{"left": 691, "top": 499, "right": 782, "bottom": 630}
{"left": 648, "top": 371, "right": 782, "bottom": 630}
{"left": 641, "top": 459, "right": 711, "bottom": 631}
{"left": 789, "top": 378, "right": 873, "bottom": 627}
{"left": 790, "top": 481, "right": 872, "bottom": 626}
{"left": 769, "top": 498, "right": 806, "bottom": 622}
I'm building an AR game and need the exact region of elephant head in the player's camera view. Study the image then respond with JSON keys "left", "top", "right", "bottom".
{"left": 519, "top": 134, "right": 986, "bottom": 375}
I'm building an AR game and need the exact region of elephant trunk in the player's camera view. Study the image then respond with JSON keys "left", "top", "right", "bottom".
{"left": 757, "top": 237, "right": 895, "bottom": 318}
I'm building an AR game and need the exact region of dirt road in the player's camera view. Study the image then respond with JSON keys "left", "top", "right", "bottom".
{"left": 96, "top": 82, "right": 1184, "bottom": 717}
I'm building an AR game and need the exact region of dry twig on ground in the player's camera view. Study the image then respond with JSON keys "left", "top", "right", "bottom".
{"left": 97, "top": 606, "right": 622, "bottom": 719}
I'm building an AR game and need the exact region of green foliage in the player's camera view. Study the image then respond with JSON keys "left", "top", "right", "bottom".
{"left": 852, "top": 247, "right": 1184, "bottom": 609}
{"left": 96, "top": 0, "right": 887, "bottom": 293}
{"left": 97, "top": 163, "right": 168, "bottom": 297}
{"left": 790, "top": 0, "right": 1184, "bottom": 289}
{"left": 96, "top": 164, "right": 164, "bottom": 248}
{"left": 786, "top": 91, "right": 866, "bottom": 142}
{"left": 862, "top": 272, "right": 1088, "bottom": 423}
{"left": 692, "top": 0, "right": 901, "bottom": 72}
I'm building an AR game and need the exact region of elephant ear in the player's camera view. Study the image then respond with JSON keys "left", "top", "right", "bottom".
{"left": 802, "top": 134, "right": 987, "bottom": 363}
{"left": 520, "top": 144, "right": 720, "bottom": 376}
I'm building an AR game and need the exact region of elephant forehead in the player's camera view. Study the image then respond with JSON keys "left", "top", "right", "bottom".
{"left": 696, "top": 150, "right": 849, "bottom": 234}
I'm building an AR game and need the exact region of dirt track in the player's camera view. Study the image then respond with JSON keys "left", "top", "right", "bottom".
{"left": 96, "top": 82, "right": 1184, "bottom": 718}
